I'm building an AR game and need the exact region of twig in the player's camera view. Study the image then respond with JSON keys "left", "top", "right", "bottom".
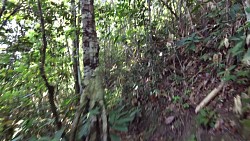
{"left": 0, "top": 3, "right": 22, "bottom": 29}
{"left": 0, "top": 0, "right": 7, "bottom": 19}
{"left": 159, "top": 0, "right": 178, "bottom": 19}
{"left": 195, "top": 81, "right": 226, "bottom": 113}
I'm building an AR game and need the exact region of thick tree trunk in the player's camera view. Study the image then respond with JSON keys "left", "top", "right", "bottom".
{"left": 70, "top": 0, "right": 108, "bottom": 141}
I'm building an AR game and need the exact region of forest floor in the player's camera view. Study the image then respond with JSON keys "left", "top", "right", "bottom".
{"left": 120, "top": 81, "right": 250, "bottom": 141}
{"left": 117, "top": 41, "right": 250, "bottom": 141}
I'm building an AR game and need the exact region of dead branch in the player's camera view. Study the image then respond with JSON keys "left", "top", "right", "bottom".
{"left": 195, "top": 81, "right": 226, "bottom": 113}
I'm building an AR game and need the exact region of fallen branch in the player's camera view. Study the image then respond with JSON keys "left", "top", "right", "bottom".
{"left": 195, "top": 81, "right": 226, "bottom": 113}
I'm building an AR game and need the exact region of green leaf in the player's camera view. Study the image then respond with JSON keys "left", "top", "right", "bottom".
{"left": 78, "top": 120, "right": 90, "bottom": 139}
{"left": 192, "top": 5, "right": 201, "bottom": 13}
{"left": 229, "top": 36, "right": 241, "bottom": 41}
{"left": 230, "top": 41, "right": 244, "bottom": 56}
{"left": 28, "top": 136, "right": 38, "bottom": 141}
{"left": 240, "top": 119, "right": 250, "bottom": 127}
{"left": 188, "top": 43, "right": 196, "bottom": 51}
{"left": 242, "top": 98, "right": 250, "bottom": 103}
{"left": 246, "top": 7, "right": 250, "bottom": 13}
{"left": 200, "top": 109, "right": 207, "bottom": 117}
{"left": 223, "top": 74, "right": 237, "bottom": 81}
{"left": 114, "top": 35, "right": 119, "bottom": 43}
{"left": 236, "top": 70, "right": 250, "bottom": 77}
{"left": 110, "top": 133, "right": 121, "bottom": 141}
{"left": 12, "top": 135, "right": 23, "bottom": 141}
{"left": 242, "top": 48, "right": 250, "bottom": 66}
{"left": 15, "top": 65, "right": 27, "bottom": 73}
{"left": 37, "top": 136, "right": 51, "bottom": 141}
{"left": 116, "top": 117, "right": 133, "bottom": 124}
{"left": 187, "top": 134, "right": 196, "bottom": 141}
{"left": 227, "top": 65, "right": 236, "bottom": 71}
{"left": 129, "top": 108, "right": 140, "bottom": 117}
{"left": 0, "top": 54, "right": 11, "bottom": 64}
{"left": 52, "top": 127, "right": 65, "bottom": 141}
{"left": 112, "top": 124, "right": 128, "bottom": 132}
{"left": 117, "top": 110, "right": 129, "bottom": 118}
{"left": 200, "top": 54, "right": 210, "bottom": 61}
{"left": 109, "top": 113, "right": 116, "bottom": 124}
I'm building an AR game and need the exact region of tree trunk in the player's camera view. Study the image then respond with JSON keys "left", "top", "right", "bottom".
{"left": 37, "top": 0, "right": 61, "bottom": 130}
{"left": 71, "top": 0, "right": 82, "bottom": 99}
{"left": 70, "top": 0, "right": 108, "bottom": 140}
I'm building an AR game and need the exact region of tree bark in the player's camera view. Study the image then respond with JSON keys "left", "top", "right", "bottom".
{"left": 70, "top": 0, "right": 108, "bottom": 140}
{"left": 71, "top": 0, "right": 82, "bottom": 98}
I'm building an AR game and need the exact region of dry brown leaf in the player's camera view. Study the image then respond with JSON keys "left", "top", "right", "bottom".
{"left": 233, "top": 95, "right": 242, "bottom": 116}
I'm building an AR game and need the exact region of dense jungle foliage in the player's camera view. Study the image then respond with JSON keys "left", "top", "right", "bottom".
{"left": 1, "top": 0, "right": 250, "bottom": 140}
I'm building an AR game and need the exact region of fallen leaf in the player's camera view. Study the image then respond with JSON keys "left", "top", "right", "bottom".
{"left": 165, "top": 116, "right": 175, "bottom": 125}
{"left": 214, "top": 118, "right": 224, "bottom": 130}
